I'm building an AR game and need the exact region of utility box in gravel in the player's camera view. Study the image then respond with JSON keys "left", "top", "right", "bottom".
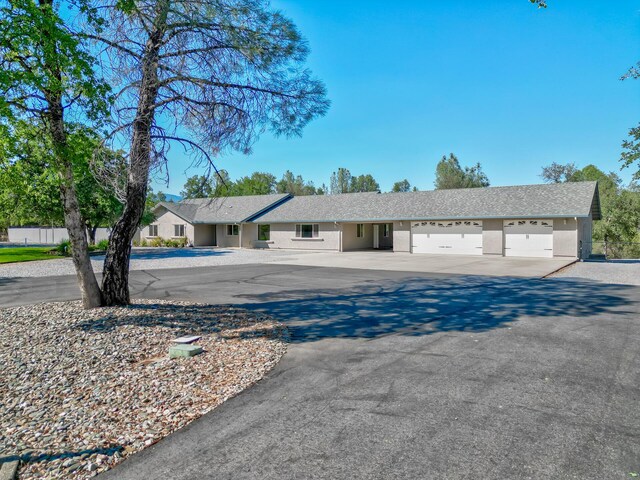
{"left": 169, "top": 344, "right": 203, "bottom": 359}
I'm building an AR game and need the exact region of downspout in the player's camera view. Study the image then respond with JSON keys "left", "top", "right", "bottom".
{"left": 239, "top": 223, "right": 243, "bottom": 249}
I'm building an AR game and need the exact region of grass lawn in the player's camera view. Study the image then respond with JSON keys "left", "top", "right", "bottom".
{"left": 0, "top": 247, "right": 61, "bottom": 264}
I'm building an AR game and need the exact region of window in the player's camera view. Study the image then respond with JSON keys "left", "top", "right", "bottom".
{"left": 174, "top": 224, "right": 185, "bottom": 237}
{"left": 258, "top": 224, "right": 270, "bottom": 241}
{"left": 148, "top": 224, "right": 158, "bottom": 237}
{"left": 383, "top": 224, "right": 390, "bottom": 237}
{"left": 356, "top": 223, "right": 365, "bottom": 238}
{"left": 226, "top": 224, "right": 239, "bottom": 236}
{"left": 295, "top": 224, "right": 319, "bottom": 238}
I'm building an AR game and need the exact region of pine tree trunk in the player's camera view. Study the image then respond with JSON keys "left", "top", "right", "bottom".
{"left": 101, "top": 0, "right": 168, "bottom": 306}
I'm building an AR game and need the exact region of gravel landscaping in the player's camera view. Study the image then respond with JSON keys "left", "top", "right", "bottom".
{"left": 0, "top": 247, "right": 307, "bottom": 278}
{"left": 0, "top": 300, "right": 288, "bottom": 479}
{"left": 550, "top": 259, "right": 640, "bottom": 285}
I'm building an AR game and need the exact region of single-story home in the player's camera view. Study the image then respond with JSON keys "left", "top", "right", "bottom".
{"left": 140, "top": 181, "right": 601, "bottom": 259}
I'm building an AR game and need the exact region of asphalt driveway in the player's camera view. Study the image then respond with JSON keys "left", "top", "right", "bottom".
{"left": 2, "top": 265, "right": 639, "bottom": 479}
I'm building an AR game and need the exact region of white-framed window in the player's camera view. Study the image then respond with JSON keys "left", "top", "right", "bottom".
{"left": 356, "top": 223, "right": 365, "bottom": 238}
{"left": 148, "top": 224, "right": 158, "bottom": 237}
{"left": 227, "top": 224, "right": 239, "bottom": 236}
{"left": 383, "top": 224, "right": 390, "bottom": 237}
{"left": 258, "top": 224, "right": 270, "bottom": 241}
{"left": 174, "top": 224, "right": 185, "bottom": 237}
{"left": 295, "top": 224, "right": 319, "bottom": 238}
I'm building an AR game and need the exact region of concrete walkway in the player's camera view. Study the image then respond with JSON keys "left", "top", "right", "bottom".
{"left": 269, "top": 250, "right": 575, "bottom": 277}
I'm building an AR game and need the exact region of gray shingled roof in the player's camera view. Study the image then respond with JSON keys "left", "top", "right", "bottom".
{"left": 155, "top": 194, "right": 290, "bottom": 224}
{"left": 251, "top": 182, "right": 600, "bottom": 223}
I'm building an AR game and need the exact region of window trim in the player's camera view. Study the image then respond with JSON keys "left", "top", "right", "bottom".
{"left": 173, "top": 224, "right": 186, "bottom": 237}
{"left": 356, "top": 223, "right": 365, "bottom": 238}
{"left": 226, "top": 224, "right": 239, "bottom": 236}
{"left": 148, "top": 224, "right": 158, "bottom": 237}
{"left": 295, "top": 223, "right": 319, "bottom": 238}
{"left": 383, "top": 223, "right": 390, "bottom": 238}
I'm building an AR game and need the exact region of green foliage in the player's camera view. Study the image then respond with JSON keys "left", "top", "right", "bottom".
{"left": 541, "top": 162, "right": 640, "bottom": 245}
{"left": 621, "top": 123, "right": 640, "bottom": 180}
{"left": 232, "top": 172, "right": 276, "bottom": 196}
{"left": 330, "top": 168, "right": 352, "bottom": 194}
{"left": 143, "top": 236, "right": 187, "bottom": 248}
{"left": 181, "top": 175, "right": 215, "bottom": 199}
{"left": 0, "top": 121, "right": 123, "bottom": 232}
{"left": 350, "top": 174, "right": 380, "bottom": 193}
{"left": 329, "top": 168, "right": 380, "bottom": 194}
{"left": 391, "top": 179, "right": 412, "bottom": 193}
{"left": 96, "top": 239, "right": 109, "bottom": 250}
{"left": 275, "top": 170, "right": 321, "bottom": 195}
{"left": 0, "top": 0, "right": 110, "bottom": 124}
{"left": 540, "top": 162, "right": 578, "bottom": 184}
{"left": 55, "top": 239, "right": 71, "bottom": 256}
{"left": 434, "top": 154, "right": 490, "bottom": 190}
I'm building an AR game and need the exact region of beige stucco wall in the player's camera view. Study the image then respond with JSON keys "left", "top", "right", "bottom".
{"left": 142, "top": 209, "right": 194, "bottom": 242}
{"left": 342, "top": 223, "right": 373, "bottom": 251}
{"left": 241, "top": 223, "right": 257, "bottom": 248}
{"left": 393, "top": 221, "right": 411, "bottom": 252}
{"left": 553, "top": 218, "right": 578, "bottom": 257}
{"left": 482, "top": 219, "right": 503, "bottom": 255}
{"left": 193, "top": 224, "right": 216, "bottom": 246}
{"left": 254, "top": 222, "right": 341, "bottom": 250}
{"left": 577, "top": 216, "right": 593, "bottom": 258}
{"left": 216, "top": 224, "right": 240, "bottom": 248}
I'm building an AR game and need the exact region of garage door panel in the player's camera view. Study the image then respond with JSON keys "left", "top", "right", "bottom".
{"left": 412, "top": 221, "right": 483, "bottom": 255}
{"left": 504, "top": 220, "right": 553, "bottom": 258}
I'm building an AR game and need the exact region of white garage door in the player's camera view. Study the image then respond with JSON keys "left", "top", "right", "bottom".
{"left": 504, "top": 220, "right": 553, "bottom": 258}
{"left": 412, "top": 220, "right": 483, "bottom": 255}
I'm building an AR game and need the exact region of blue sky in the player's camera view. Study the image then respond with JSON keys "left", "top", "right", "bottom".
{"left": 154, "top": 0, "right": 640, "bottom": 195}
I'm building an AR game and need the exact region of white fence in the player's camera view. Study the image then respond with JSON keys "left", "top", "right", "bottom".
{"left": 8, "top": 227, "right": 112, "bottom": 245}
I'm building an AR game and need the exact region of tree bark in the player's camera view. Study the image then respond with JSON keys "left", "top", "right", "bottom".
{"left": 47, "top": 102, "right": 102, "bottom": 308}
{"left": 101, "top": 0, "right": 169, "bottom": 306}
{"left": 41, "top": 0, "right": 103, "bottom": 308}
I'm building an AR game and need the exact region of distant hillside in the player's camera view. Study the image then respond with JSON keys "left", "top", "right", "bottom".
{"left": 163, "top": 193, "right": 182, "bottom": 203}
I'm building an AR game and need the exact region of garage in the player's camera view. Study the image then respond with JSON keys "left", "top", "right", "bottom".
{"left": 412, "top": 220, "right": 483, "bottom": 255}
{"left": 504, "top": 219, "right": 553, "bottom": 258}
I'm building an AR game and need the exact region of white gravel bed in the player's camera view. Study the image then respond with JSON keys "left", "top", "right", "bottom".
{"left": 0, "top": 247, "right": 308, "bottom": 278}
{"left": 0, "top": 300, "right": 288, "bottom": 479}
{"left": 550, "top": 260, "right": 640, "bottom": 285}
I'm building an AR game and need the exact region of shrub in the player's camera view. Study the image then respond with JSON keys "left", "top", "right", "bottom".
{"left": 150, "top": 237, "right": 164, "bottom": 247}
{"left": 164, "top": 237, "right": 187, "bottom": 248}
{"left": 132, "top": 240, "right": 139, "bottom": 247}
{"left": 55, "top": 240, "right": 71, "bottom": 256}
{"left": 140, "top": 239, "right": 148, "bottom": 247}
{"left": 97, "top": 239, "right": 109, "bottom": 250}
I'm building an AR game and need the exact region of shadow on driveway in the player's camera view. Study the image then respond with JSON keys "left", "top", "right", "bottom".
{"left": 77, "top": 275, "right": 636, "bottom": 344}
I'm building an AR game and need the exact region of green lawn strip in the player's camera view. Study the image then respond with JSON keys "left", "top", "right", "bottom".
{"left": 0, "top": 247, "right": 63, "bottom": 264}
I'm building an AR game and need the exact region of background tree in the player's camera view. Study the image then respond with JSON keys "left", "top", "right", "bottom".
{"left": 0, "top": 122, "right": 123, "bottom": 244}
{"left": 391, "top": 179, "right": 411, "bottom": 192}
{"left": 181, "top": 175, "right": 215, "bottom": 199}
{"left": 89, "top": 0, "right": 329, "bottom": 305}
{"left": 540, "top": 162, "right": 640, "bottom": 251}
{"left": 330, "top": 168, "right": 352, "bottom": 194}
{"left": 0, "top": 0, "right": 110, "bottom": 307}
{"left": 434, "top": 154, "right": 490, "bottom": 189}
{"left": 232, "top": 172, "right": 276, "bottom": 196}
{"left": 350, "top": 174, "right": 380, "bottom": 193}
{"left": 276, "top": 170, "right": 320, "bottom": 195}
{"left": 540, "top": 162, "right": 578, "bottom": 183}
{"left": 621, "top": 124, "right": 640, "bottom": 180}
